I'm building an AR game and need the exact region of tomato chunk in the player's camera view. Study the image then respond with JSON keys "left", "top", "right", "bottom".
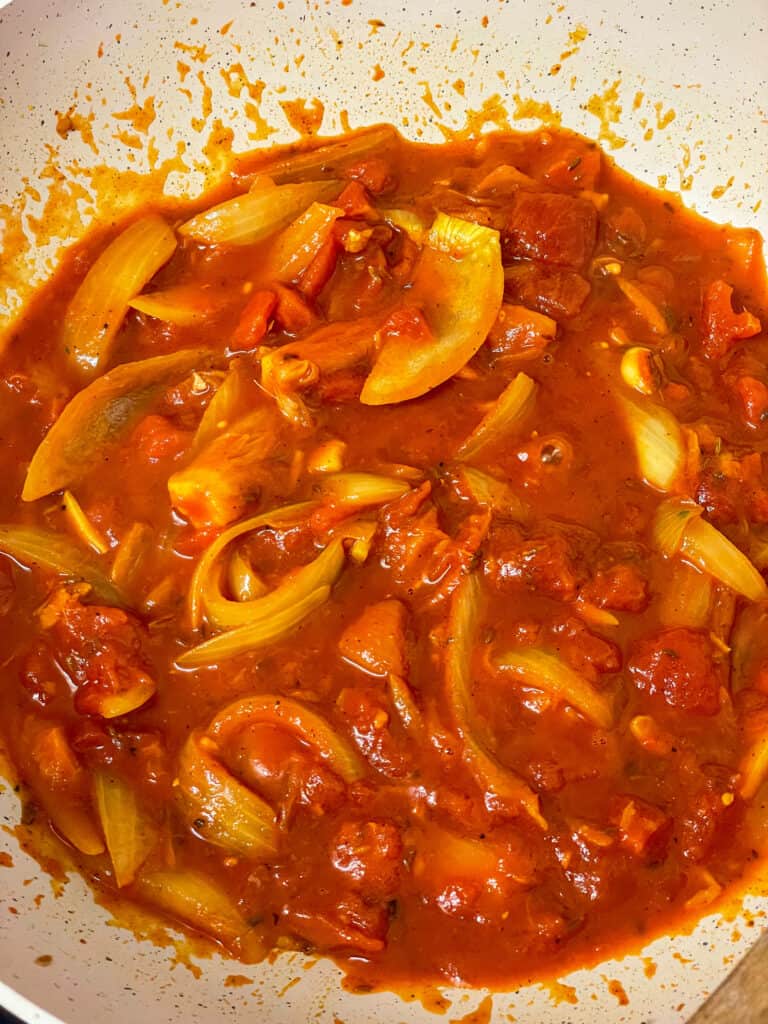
{"left": 628, "top": 627, "right": 723, "bottom": 715}
{"left": 701, "top": 279, "right": 761, "bottom": 360}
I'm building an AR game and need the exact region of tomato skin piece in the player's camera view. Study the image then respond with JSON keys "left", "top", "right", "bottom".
{"left": 701, "top": 279, "right": 761, "bottom": 360}
{"left": 231, "top": 289, "right": 277, "bottom": 351}
{"left": 299, "top": 235, "right": 340, "bottom": 300}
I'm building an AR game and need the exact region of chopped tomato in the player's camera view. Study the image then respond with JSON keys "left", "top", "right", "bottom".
{"left": 343, "top": 157, "right": 394, "bottom": 195}
{"left": 130, "top": 414, "right": 191, "bottom": 464}
{"left": 731, "top": 375, "right": 768, "bottom": 428}
{"left": 701, "top": 279, "right": 761, "bottom": 360}
{"left": 336, "top": 180, "right": 376, "bottom": 218}
{"left": 298, "top": 234, "right": 340, "bottom": 300}
{"left": 231, "top": 289, "right": 276, "bottom": 351}
{"left": 272, "top": 282, "right": 319, "bottom": 333}
{"left": 628, "top": 627, "right": 723, "bottom": 715}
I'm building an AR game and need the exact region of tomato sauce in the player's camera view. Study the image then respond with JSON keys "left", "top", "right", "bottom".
{"left": 1, "top": 125, "right": 767, "bottom": 989}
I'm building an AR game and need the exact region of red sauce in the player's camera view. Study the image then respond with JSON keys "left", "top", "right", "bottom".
{"left": 0, "top": 125, "right": 767, "bottom": 990}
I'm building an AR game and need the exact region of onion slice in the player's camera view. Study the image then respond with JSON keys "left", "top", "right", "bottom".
{"left": 361, "top": 213, "right": 504, "bottom": 405}
{"left": 0, "top": 524, "right": 126, "bottom": 606}
{"left": 457, "top": 372, "right": 537, "bottom": 460}
{"left": 209, "top": 694, "right": 366, "bottom": 783}
{"left": 494, "top": 648, "right": 614, "bottom": 729}
{"left": 445, "top": 575, "right": 546, "bottom": 828}
{"left": 179, "top": 181, "right": 339, "bottom": 246}
{"left": 620, "top": 396, "right": 684, "bottom": 492}
{"left": 653, "top": 497, "right": 767, "bottom": 601}
{"left": 94, "top": 772, "right": 157, "bottom": 887}
{"left": 63, "top": 214, "right": 177, "bottom": 380}
{"left": 23, "top": 347, "right": 212, "bottom": 502}
{"left": 177, "top": 733, "right": 278, "bottom": 858}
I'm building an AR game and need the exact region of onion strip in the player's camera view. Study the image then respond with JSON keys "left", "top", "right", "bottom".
{"left": 446, "top": 575, "right": 546, "bottom": 828}
{"left": 494, "top": 648, "right": 614, "bottom": 729}
{"left": 177, "top": 733, "right": 278, "bottom": 858}
{"left": 457, "top": 372, "right": 537, "bottom": 460}
{"left": 209, "top": 694, "right": 366, "bottom": 783}
{"left": 63, "top": 214, "right": 177, "bottom": 380}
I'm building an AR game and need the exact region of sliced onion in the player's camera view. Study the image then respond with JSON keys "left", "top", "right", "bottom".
{"left": 620, "top": 397, "right": 684, "bottom": 492}
{"left": 0, "top": 524, "right": 126, "bottom": 606}
{"left": 457, "top": 372, "right": 537, "bottom": 460}
{"left": 249, "top": 125, "right": 396, "bottom": 183}
{"left": 23, "top": 347, "right": 211, "bottom": 502}
{"left": 452, "top": 466, "right": 529, "bottom": 520}
{"left": 319, "top": 472, "right": 411, "bottom": 507}
{"left": 61, "top": 490, "right": 110, "bottom": 555}
{"left": 738, "top": 734, "right": 768, "bottom": 799}
{"left": 128, "top": 284, "right": 231, "bottom": 326}
{"left": 209, "top": 694, "right": 366, "bottom": 783}
{"left": 494, "top": 648, "right": 613, "bottom": 729}
{"left": 445, "top": 575, "right": 546, "bottom": 828}
{"left": 177, "top": 733, "right": 278, "bottom": 858}
{"left": 651, "top": 497, "right": 702, "bottom": 557}
{"left": 361, "top": 213, "right": 504, "bottom": 405}
{"left": 187, "top": 502, "right": 316, "bottom": 629}
{"left": 177, "top": 584, "right": 331, "bottom": 668}
{"left": 204, "top": 538, "right": 345, "bottom": 630}
{"left": 262, "top": 202, "right": 342, "bottom": 283}
{"left": 657, "top": 560, "right": 713, "bottom": 628}
{"left": 681, "top": 515, "right": 767, "bottom": 602}
{"left": 63, "top": 214, "right": 177, "bottom": 380}
{"left": 178, "top": 181, "right": 339, "bottom": 246}
{"left": 94, "top": 772, "right": 157, "bottom": 887}
{"left": 133, "top": 869, "right": 267, "bottom": 961}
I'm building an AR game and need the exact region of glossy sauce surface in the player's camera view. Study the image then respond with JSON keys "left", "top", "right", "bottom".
{"left": 1, "top": 126, "right": 768, "bottom": 989}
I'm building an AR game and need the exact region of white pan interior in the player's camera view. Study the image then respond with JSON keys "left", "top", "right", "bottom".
{"left": 0, "top": 0, "right": 767, "bottom": 1020}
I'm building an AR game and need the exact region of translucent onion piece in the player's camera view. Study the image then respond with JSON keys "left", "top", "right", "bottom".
{"left": 445, "top": 575, "right": 546, "bottom": 828}
{"left": 192, "top": 363, "right": 250, "bottom": 453}
{"left": 133, "top": 869, "right": 267, "bottom": 961}
{"left": 63, "top": 214, "right": 177, "bottom": 380}
{"left": 23, "top": 347, "right": 211, "bottom": 502}
{"left": 177, "top": 585, "right": 331, "bottom": 668}
{"left": 0, "top": 524, "right": 126, "bottom": 605}
{"left": 177, "top": 733, "right": 278, "bottom": 858}
{"left": 178, "top": 181, "right": 339, "bottom": 245}
{"left": 263, "top": 202, "right": 343, "bottom": 283}
{"left": 128, "top": 284, "right": 230, "bottom": 326}
{"left": 381, "top": 208, "right": 430, "bottom": 244}
{"left": 27, "top": 723, "right": 105, "bottom": 856}
{"left": 361, "top": 213, "right": 504, "bottom": 405}
{"left": 187, "top": 502, "right": 316, "bottom": 629}
{"left": 388, "top": 673, "right": 423, "bottom": 734}
{"left": 204, "top": 538, "right": 345, "bottom": 631}
{"left": 62, "top": 490, "right": 110, "bottom": 554}
{"left": 452, "top": 466, "right": 529, "bottom": 519}
{"left": 251, "top": 125, "right": 396, "bottom": 183}
{"left": 615, "top": 277, "right": 669, "bottom": 335}
{"left": 319, "top": 472, "right": 411, "bottom": 507}
{"left": 110, "top": 522, "right": 153, "bottom": 592}
{"left": 209, "top": 694, "right": 366, "bottom": 783}
{"left": 681, "top": 515, "right": 767, "bottom": 602}
{"left": 93, "top": 671, "right": 157, "bottom": 719}
{"left": 457, "top": 372, "right": 537, "bottom": 460}
{"left": 738, "top": 734, "right": 768, "bottom": 800}
{"left": 227, "top": 547, "right": 268, "bottom": 601}
{"left": 494, "top": 648, "right": 614, "bottom": 729}
{"left": 657, "top": 560, "right": 713, "bottom": 629}
{"left": 620, "top": 397, "right": 684, "bottom": 492}
{"left": 94, "top": 772, "right": 157, "bottom": 887}
{"left": 651, "top": 497, "right": 702, "bottom": 557}
{"left": 168, "top": 407, "right": 280, "bottom": 528}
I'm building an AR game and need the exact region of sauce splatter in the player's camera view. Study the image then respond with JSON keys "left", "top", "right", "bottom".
{"left": 279, "top": 98, "right": 325, "bottom": 136}
{"left": 0, "top": 852, "right": 13, "bottom": 868}
{"left": 224, "top": 974, "right": 252, "bottom": 987}
{"left": 586, "top": 79, "right": 627, "bottom": 149}
{"left": 450, "top": 995, "right": 493, "bottom": 1024}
